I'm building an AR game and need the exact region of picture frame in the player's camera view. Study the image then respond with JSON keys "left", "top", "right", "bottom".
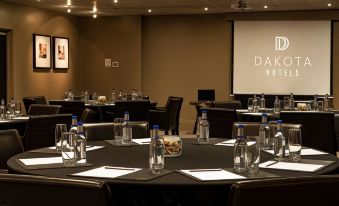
{"left": 33, "top": 34, "right": 51, "bottom": 69}
{"left": 53, "top": 36, "right": 69, "bottom": 69}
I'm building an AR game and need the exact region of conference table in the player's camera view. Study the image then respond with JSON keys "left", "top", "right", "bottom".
{"left": 7, "top": 138, "right": 339, "bottom": 206}
{"left": 0, "top": 116, "right": 29, "bottom": 136}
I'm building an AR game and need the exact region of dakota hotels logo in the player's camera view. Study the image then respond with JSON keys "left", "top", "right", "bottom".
{"left": 254, "top": 36, "right": 312, "bottom": 77}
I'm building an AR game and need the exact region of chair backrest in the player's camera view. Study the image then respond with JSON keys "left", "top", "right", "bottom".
{"left": 169, "top": 96, "right": 184, "bottom": 129}
{"left": 23, "top": 96, "right": 47, "bottom": 113}
{"left": 163, "top": 97, "right": 183, "bottom": 130}
{"left": 49, "top": 100, "right": 85, "bottom": 119}
{"left": 24, "top": 114, "right": 72, "bottom": 150}
{"left": 28, "top": 104, "right": 62, "bottom": 115}
{"left": 0, "top": 130, "right": 24, "bottom": 169}
{"left": 334, "top": 114, "right": 339, "bottom": 152}
{"left": 232, "top": 122, "right": 261, "bottom": 138}
{"left": 204, "top": 108, "right": 237, "bottom": 138}
{"left": 279, "top": 111, "right": 337, "bottom": 154}
{"left": 83, "top": 121, "right": 149, "bottom": 141}
{"left": 0, "top": 174, "right": 112, "bottom": 206}
{"left": 114, "top": 100, "right": 151, "bottom": 121}
{"left": 268, "top": 121, "right": 302, "bottom": 144}
{"left": 80, "top": 108, "right": 98, "bottom": 123}
{"left": 228, "top": 175, "right": 339, "bottom": 206}
{"left": 198, "top": 89, "right": 215, "bottom": 101}
{"left": 214, "top": 101, "right": 243, "bottom": 109}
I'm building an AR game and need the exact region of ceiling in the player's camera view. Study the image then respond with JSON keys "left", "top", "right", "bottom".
{"left": 2, "top": 0, "right": 338, "bottom": 17}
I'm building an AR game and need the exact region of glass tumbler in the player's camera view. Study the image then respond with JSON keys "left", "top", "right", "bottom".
{"left": 61, "top": 132, "right": 77, "bottom": 167}
{"left": 247, "top": 98, "right": 253, "bottom": 112}
{"left": 288, "top": 128, "right": 302, "bottom": 162}
{"left": 55, "top": 124, "right": 67, "bottom": 152}
{"left": 246, "top": 136, "right": 260, "bottom": 176}
{"left": 114, "top": 118, "right": 124, "bottom": 145}
{"left": 14, "top": 101, "right": 21, "bottom": 117}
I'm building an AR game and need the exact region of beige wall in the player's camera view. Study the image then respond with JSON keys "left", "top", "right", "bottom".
{"left": 77, "top": 16, "right": 142, "bottom": 97}
{"left": 0, "top": 1, "right": 81, "bottom": 104}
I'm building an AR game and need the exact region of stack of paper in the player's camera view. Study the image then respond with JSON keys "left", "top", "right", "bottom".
{"left": 132, "top": 138, "right": 151, "bottom": 145}
{"left": 19, "top": 157, "right": 63, "bottom": 166}
{"left": 259, "top": 161, "right": 324, "bottom": 172}
{"left": 72, "top": 166, "right": 141, "bottom": 178}
{"left": 180, "top": 169, "right": 246, "bottom": 181}
{"left": 215, "top": 139, "right": 236, "bottom": 146}
{"left": 263, "top": 149, "right": 328, "bottom": 156}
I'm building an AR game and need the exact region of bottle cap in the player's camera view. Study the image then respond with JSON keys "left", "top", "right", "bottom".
{"left": 153, "top": 125, "right": 159, "bottom": 129}
{"left": 262, "top": 113, "right": 267, "bottom": 117}
{"left": 201, "top": 109, "right": 207, "bottom": 113}
{"left": 72, "top": 115, "right": 77, "bottom": 119}
{"left": 77, "top": 122, "right": 83, "bottom": 126}
{"left": 277, "top": 120, "right": 283, "bottom": 124}
{"left": 237, "top": 124, "right": 244, "bottom": 128}
{"left": 124, "top": 111, "right": 129, "bottom": 115}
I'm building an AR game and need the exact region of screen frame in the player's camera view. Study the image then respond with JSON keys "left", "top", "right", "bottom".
{"left": 231, "top": 20, "right": 334, "bottom": 96}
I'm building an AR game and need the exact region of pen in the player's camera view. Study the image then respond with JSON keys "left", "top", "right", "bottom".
{"left": 105, "top": 166, "right": 136, "bottom": 171}
{"left": 265, "top": 161, "right": 278, "bottom": 167}
{"left": 189, "top": 169, "right": 222, "bottom": 172}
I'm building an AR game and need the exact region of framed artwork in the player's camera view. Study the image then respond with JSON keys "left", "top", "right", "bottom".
{"left": 53, "top": 37, "right": 69, "bottom": 69}
{"left": 33, "top": 34, "right": 51, "bottom": 69}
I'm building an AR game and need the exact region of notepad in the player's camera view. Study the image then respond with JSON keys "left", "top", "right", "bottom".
{"left": 259, "top": 161, "right": 324, "bottom": 172}
{"left": 19, "top": 157, "right": 63, "bottom": 166}
{"left": 72, "top": 166, "right": 141, "bottom": 179}
{"left": 263, "top": 149, "right": 328, "bottom": 156}
{"left": 47, "top": 145, "right": 105, "bottom": 152}
{"left": 180, "top": 169, "right": 246, "bottom": 181}
{"left": 14, "top": 116, "right": 29, "bottom": 120}
{"left": 132, "top": 138, "right": 151, "bottom": 145}
{"left": 215, "top": 139, "right": 236, "bottom": 146}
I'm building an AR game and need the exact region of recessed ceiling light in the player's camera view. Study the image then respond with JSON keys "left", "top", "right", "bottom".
{"left": 67, "top": 0, "right": 71, "bottom": 6}
{"left": 114, "top": 0, "right": 118, "bottom": 3}
{"left": 148, "top": 9, "right": 152, "bottom": 13}
{"left": 204, "top": 7, "right": 208, "bottom": 11}
{"left": 264, "top": 5, "right": 268, "bottom": 9}
{"left": 328, "top": 3, "right": 332, "bottom": 7}
{"left": 93, "top": 13, "right": 97, "bottom": 18}
{"left": 67, "top": 8, "right": 71, "bottom": 13}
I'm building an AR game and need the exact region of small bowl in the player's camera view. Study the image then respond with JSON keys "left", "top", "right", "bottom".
{"left": 163, "top": 135, "right": 182, "bottom": 157}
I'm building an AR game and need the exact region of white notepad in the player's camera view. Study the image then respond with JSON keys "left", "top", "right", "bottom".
{"left": 180, "top": 169, "right": 246, "bottom": 181}
{"left": 264, "top": 149, "right": 328, "bottom": 156}
{"left": 19, "top": 157, "right": 63, "bottom": 166}
{"left": 14, "top": 116, "right": 29, "bottom": 120}
{"left": 132, "top": 138, "right": 151, "bottom": 145}
{"left": 215, "top": 139, "right": 236, "bottom": 146}
{"left": 259, "top": 161, "right": 324, "bottom": 172}
{"left": 72, "top": 166, "right": 141, "bottom": 179}
{"left": 47, "top": 145, "right": 105, "bottom": 152}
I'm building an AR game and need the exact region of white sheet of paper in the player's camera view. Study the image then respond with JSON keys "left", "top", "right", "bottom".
{"left": 264, "top": 149, "right": 328, "bottom": 156}
{"left": 215, "top": 139, "right": 236, "bottom": 146}
{"left": 180, "top": 169, "right": 246, "bottom": 181}
{"left": 0, "top": 120, "right": 10, "bottom": 123}
{"left": 14, "top": 116, "right": 29, "bottom": 120}
{"left": 72, "top": 166, "right": 141, "bottom": 179}
{"left": 132, "top": 138, "right": 151, "bottom": 145}
{"left": 47, "top": 145, "right": 104, "bottom": 152}
{"left": 19, "top": 157, "right": 63, "bottom": 166}
{"left": 260, "top": 161, "right": 324, "bottom": 172}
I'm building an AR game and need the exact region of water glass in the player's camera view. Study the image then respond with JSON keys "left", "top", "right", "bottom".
{"left": 317, "top": 101, "right": 324, "bottom": 111}
{"left": 14, "top": 101, "right": 21, "bottom": 117}
{"left": 247, "top": 98, "right": 253, "bottom": 112}
{"left": 283, "top": 97, "right": 290, "bottom": 110}
{"left": 114, "top": 118, "right": 124, "bottom": 145}
{"left": 55, "top": 124, "right": 67, "bottom": 152}
{"left": 61, "top": 132, "right": 77, "bottom": 167}
{"left": 288, "top": 129, "right": 302, "bottom": 162}
{"left": 122, "top": 93, "right": 127, "bottom": 100}
{"left": 246, "top": 136, "right": 260, "bottom": 176}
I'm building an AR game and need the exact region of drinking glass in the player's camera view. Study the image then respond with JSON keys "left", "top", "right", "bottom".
{"left": 14, "top": 101, "right": 21, "bottom": 117}
{"left": 114, "top": 118, "right": 124, "bottom": 145}
{"left": 246, "top": 136, "right": 260, "bottom": 176}
{"left": 61, "top": 132, "right": 77, "bottom": 167}
{"left": 317, "top": 101, "right": 324, "bottom": 111}
{"left": 122, "top": 93, "right": 127, "bottom": 100}
{"left": 288, "top": 129, "right": 302, "bottom": 162}
{"left": 283, "top": 97, "right": 290, "bottom": 110}
{"left": 247, "top": 98, "right": 253, "bottom": 112}
{"left": 55, "top": 124, "right": 67, "bottom": 152}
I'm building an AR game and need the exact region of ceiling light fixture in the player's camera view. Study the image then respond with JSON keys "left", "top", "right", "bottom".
{"left": 93, "top": 13, "right": 97, "bottom": 18}
{"left": 114, "top": 0, "right": 118, "bottom": 3}
{"left": 264, "top": 5, "right": 268, "bottom": 9}
{"left": 148, "top": 9, "right": 152, "bottom": 13}
{"left": 67, "top": 0, "right": 71, "bottom": 6}
{"left": 67, "top": 8, "right": 71, "bottom": 13}
{"left": 328, "top": 3, "right": 332, "bottom": 7}
{"left": 204, "top": 7, "right": 208, "bottom": 11}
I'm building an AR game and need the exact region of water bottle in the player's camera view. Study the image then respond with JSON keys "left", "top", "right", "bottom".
{"left": 324, "top": 94, "right": 329, "bottom": 111}
{"left": 273, "top": 96, "right": 280, "bottom": 113}
{"left": 259, "top": 113, "right": 269, "bottom": 150}
{"left": 110, "top": 89, "right": 116, "bottom": 103}
{"left": 122, "top": 111, "right": 132, "bottom": 145}
{"left": 289, "top": 93, "right": 294, "bottom": 111}
{"left": 92, "top": 91, "right": 98, "bottom": 102}
{"left": 84, "top": 89, "right": 89, "bottom": 103}
{"left": 0, "top": 99, "right": 6, "bottom": 120}
{"left": 68, "top": 89, "right": 74, "bottom": 101}
{"left": 252, "top": 95, "right": 259, "bottom": 112}
{"left": 234, "top": 124, "right": 247, "bottom": 174}
{"left": 132, "top": 89, "right": 138, "bottom": 100}
{"left": 8, "top": 98, "right": 15, "bottom": 118}
{"left": 198, "top": 110, "right": 209, "bottom": 143}
{"left": 76, "top": 122, "right": 86, "bottom": 164}
{"left": 274, "top": 120, "right": 285, "bottom": 161}
{"left": 69, "top": 115, "right": 78, "bottom": 134}
{"left": 118, "top": 91, "right": 123, "bottom": 100}
{"left": 313, "top": 94, "right": 318, "bottom": 110}
{"left": 149, "top": 125, "right": 165, "bottom": 174}
{"left": 260, "top": 93, "right": 265, "bottom": 109}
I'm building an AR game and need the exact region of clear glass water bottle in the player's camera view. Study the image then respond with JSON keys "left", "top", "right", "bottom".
{"left": 69, "top": 115, "right": 78, "bottom": 134}
{"left": 324, "top": 94, "right": 329, "bottom": 111}
{"left": 122, "top": 111, "right": 132, "bottom": 145}
{"left": 132, "top": 89, "right": 138, "bottom": 100}
{"left": 0, "top": 99, "right": 6, "bottom": 120}
{"left": 234, "top": 124, "right": 247, "bottom": 174}
{"left": 260, "top": 93, "right": 265, "bottom": 109}
{"left": 149, "top": 125, "right": 165, "bottom": 174}
{"left": 289, "top": 93, "right": 294, "bottom": 111}
{"left": 274, "top": 120, "right": 286, "bottom": 161}
{"left": 76, "top": 122, "right": 86, "bottom": 164}
{"left": 8, "top": 98, "right": 15, "bottom": 118}
{"left": 110, "top": 89, "right": 116, "bottom": 103}
{"left": 313, "top": 94, "right": 318, "bottom": 110}
{"left": 259, "top": 113, "right": 269, "bottom": 150}
{"left": 198, "top": 110, "right": 209, "bottom": 143}
{"left": 273, "top": 96, "right": 280, "bottom": 113}
{"left": 84, "top": 89, "right": 89, "bottom": 103}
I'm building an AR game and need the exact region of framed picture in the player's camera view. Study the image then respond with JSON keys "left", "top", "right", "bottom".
{"left": 53, "top": 37, "right": 69, "bottom": 69}
{"left": 33, "top": 34, "right": 51, "bottom": 69}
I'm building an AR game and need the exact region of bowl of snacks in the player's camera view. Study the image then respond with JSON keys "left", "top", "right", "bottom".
{"left": 163, "top": 135, "right": 182, "bottom": 157}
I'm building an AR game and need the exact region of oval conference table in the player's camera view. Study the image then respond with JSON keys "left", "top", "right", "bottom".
{"left": 7, "top": 138, "right": 339, "bottom": 206}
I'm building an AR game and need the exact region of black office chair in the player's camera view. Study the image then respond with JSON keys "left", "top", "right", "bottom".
{"left": 171, "top": 96, "right": 183, "bottom": 135}
{"left": 23, "top": 114, "right": 72, "bottom": 150}
{"left": 23, "top": 96, "right": 47, "bottom": 113}
{"left": 204, "top": 108, "right": 237, "bottom": 138}
{"left": 334, "top": 114, "right": 339, "bottom": 152}
{"left": 229, "top": 175, "right": 339, "bottom": 206}
{"left": 49, "top": 100, "right": 85, "bottom": 119}
{"left": 114, "top": 100, "right": 151, "bottom": 121}
{"left": 149, "top": 97, "right": 183, "bottom": 135}
{"left": 0, "top": 129, "right": 24, "bottom": 171}
{"left": 27, "top": 104, "right": 62, "bottom": 115}
{"left": 232, "top": 122, "right": 261, "bottom": 138}
{"left": 83, "top": 121, "right": 149, "bottom": 141}
{"left": 0, "top": 174, "right": 113, "bottom": 206}
{"left": 280, "top": 111, "right": 337, "bottom": 155}
{"left": 214, "top": 100, "right": 243, "bottom": 109}
{"left": 80, "top": 108, "right": 98, "bottom": 123}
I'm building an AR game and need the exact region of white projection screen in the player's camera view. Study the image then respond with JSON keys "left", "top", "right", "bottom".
{"left": 233, "top": 21, "right": 331, "bottom": 95}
